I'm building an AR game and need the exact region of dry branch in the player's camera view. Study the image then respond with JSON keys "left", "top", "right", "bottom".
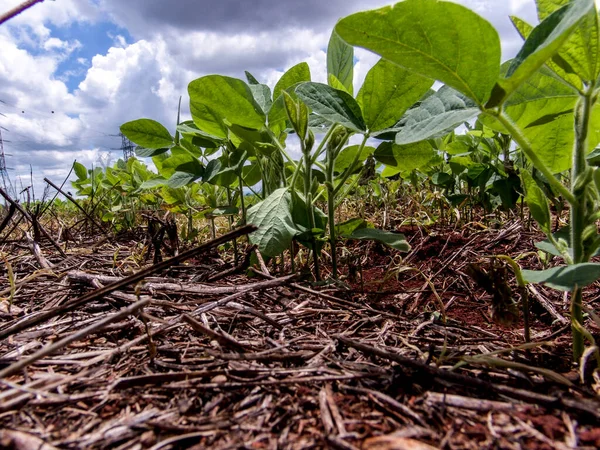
{"left": 0, "top": 224, "right": 256, "bottom": 340}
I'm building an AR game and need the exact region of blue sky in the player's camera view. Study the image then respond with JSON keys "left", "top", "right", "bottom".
{"left": 49, "top": 21, "right": 132, "bottom": 92}
{"left": 0, "top": 0, "right": 539, "bottom": 198}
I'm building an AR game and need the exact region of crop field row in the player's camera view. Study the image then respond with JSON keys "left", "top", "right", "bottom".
{"left": 1, "top": 0, "right": 600, "bottom": 448}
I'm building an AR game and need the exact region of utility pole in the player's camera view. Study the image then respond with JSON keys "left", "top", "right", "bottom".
{"left": 110, "top": 133, "right": 135, "bottom": 161}
{"left": 0, "top": 127, "right": 10, "bottom": 193}
{"left": 121, "top": 133, "right": 135, "bottom": 161}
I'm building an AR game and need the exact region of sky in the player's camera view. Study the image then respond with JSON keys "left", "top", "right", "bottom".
{"left": 0, "top": 0, "right": 542, "bottom": 199}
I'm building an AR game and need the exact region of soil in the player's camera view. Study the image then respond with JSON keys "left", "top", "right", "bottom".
{"left": 1, "top": 219, "right": 599, "bottom": 449}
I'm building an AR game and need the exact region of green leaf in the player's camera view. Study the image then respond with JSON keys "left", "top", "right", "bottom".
{"left": 521, "top": 170, "right": 552, "bottom": 234}
{"left": 135, "top": 147, "right": 169, "bottom": 158}
{"left": 245, "top": 71, "right": 260, "bottom": 85}
{"left": 295, "top": 82, "right": 366, "bottom": 132}
{"left": 535, "top": 226, "right": 600, "bottom": 258}
{"left": 273, "top": 62, "right": 311, "bottom": 101}
{"left": 357, "top": 58, "right": 433, "bottom": 132}
{"left": 536, "top": 0, "right": 599, "bottom": 83}
{"left": 209, "top": 206, "right": 240, "bottom": 216}
{"left": 242, "top": 162, "right": 262, "bottom": 187}
{"left": 161, "top": 186, "right": 186, "bottom": 204}
{"left": 522, "top": 263, "right": 600, "bottom": 291}
{"left": 327, "top": 74, "right": 350, "bottom": 94}
{"left": 374, "top": 141, "right": 435, "bottom": 173}
{"left": 120, "top": 119, "right": 174, "bottom": 149}
{"left": 283, "top": 92, "right": 309, "bottom": 140}
{"left": 510, "top": 16, "right": 583, "bottom": 90}
{"left": 334, "top": 145, "right": 375, "bottom": 174}
{"left": 335, "top": 218, "right": 369, "bottom": 236}
{"left": 202, "top": 159, "right": 222, "bottom": 183}
{"left": 177, "top": 121, "right": 225, "bottom": 148}
{"left": 247, "top": 188, "right": 298, "bottom": 257}
{"left": 327, "top": 30, "right": 354, "bottom": 95}
{"left": 490, "top": 0, "right": 594, "bottom": 106}
{"left": 167, "top": 172, "right": 199, "bottom": 188}
{"left": 345, "top": 228, "right": 410, "bottom": 252}
{"left": 249, "top": 83, "right": 273, "bottom": 114}
{"left": 189, "top": 75, "right": 266, "bottom": 138}
{"left": 73, "top": 162, "right": 88, "bottom": 180}
{"left": 336, "top": 0, "right": 501, "bottom": 104}
{"left": 392, "top": 86, "right": 479, "bottom": 145}
{"left": 291, "top": 191, "right": 327, "bottom": 248}
{"left": 482, "top": 65, "right": 598, "bottom": 174}
{"left": 140, "top": 178, "right": 167, "bottom": 189}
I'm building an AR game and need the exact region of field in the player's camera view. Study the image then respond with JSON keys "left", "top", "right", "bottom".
{"left": 2, "top": 0, "right": 600, "bottom": 448}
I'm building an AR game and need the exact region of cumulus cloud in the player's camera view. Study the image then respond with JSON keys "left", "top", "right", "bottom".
{"left": 0, "top": 0, "right": 580, "bottom": 197}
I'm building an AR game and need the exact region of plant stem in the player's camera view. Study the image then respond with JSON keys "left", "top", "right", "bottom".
{"left": 326, "top": 143, "right": 338, "bottom": 280}
{"left": 490, "top": 111, "right": 576, "bottom": 205}
{"left": 301, "top": 140, "right": 320, "bottom": 280}
{"left": 333, "top": 134, "right": 369, "bottom": 197}
{"left": 570, "top": 87, "right": 594, "bottom": 360}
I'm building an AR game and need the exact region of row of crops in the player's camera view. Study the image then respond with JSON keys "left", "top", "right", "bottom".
{"left": 69, "top": 0, "right": 600, "bottom": 364}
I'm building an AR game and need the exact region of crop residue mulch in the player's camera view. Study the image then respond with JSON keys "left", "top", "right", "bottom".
{"left": 1, "top": 220, "right": 600, "bottom": 449}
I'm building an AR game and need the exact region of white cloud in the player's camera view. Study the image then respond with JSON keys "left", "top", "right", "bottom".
{"left": 0, "top": 0, "right": 593, "bottom": 198}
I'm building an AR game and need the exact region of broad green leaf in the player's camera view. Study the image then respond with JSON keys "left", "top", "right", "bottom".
{"left": 537, "top": 0, "right": 570, "bottom": 19}
{"left": 135, "top": 147, "right": 169, "bottom": 158}
{"left": 521, "top": 170, "right": 552, "bottom": 234}
{"left": 202, "top": 159, "right": 222, "bottom": 183}
{"left": 511, "top": 16, "right": 583, "bottom": 89}
{"left": 357, "top": 58, "right": 433, "bottom": 132}
{"left": 247, "top": 188, "right": 298, "bottom": 257}
{"left": 283, "top": 92, "right": 309, "bottom": 140}
{"left": 346, "top": 228, "right": 410, "bottom": 252}
{"left": 242, "top": 162, "right": 261, "bottom": 187}
{"left": 536, "top": 0, "right": 599, "bottom": 83}
{"left": 392, "top": 86, "right": 479, "bottom": 144}
{"left": 334, "top": 145, "right": 375, "bottom": 174}
{"left": 374, "top": 141, "right": 434, "bottom": 173}
{"left": 291, "top": 191, "right": 327, "bottom": 248}
{"left": 249, "top": 83, "right": 273, "bottom": 115}
{"left": 245, "top": 71, "right": 260, "bottom": 85}
{"left": 120, "top": 119, "right": 173, "bottom": 149}
{"left": 336, "top": 0, "right": 500, "bottom": 104}
{"left": 188, "top": 102, "right": 228, "bottom": 138}
{"left": 188, "top": 75, "right": 266, "bottom": 138}
{"left": 328, "top": 74, "right": 350, "bottom": 94}
{"left": 535, "top": 226, "right": 600, "bottom": 258}
{"left": 273, "top": 62, "right": 311, "bottom": 101}
{"left": 140, "top": 178, "right": 167, "bottom": 189}
{"left": 73, "top": 162, "right": 88, "bottom": 180}
{"left": 523, "top": 263, "right": 600, "bottom": 291}
{"left": 335, "top": 218, "right": 370, "bottom": 236}
{"left": 481, "top": 65, "right": 600, "bottom": 173}
{"left": 162, "top": 146, "right": 199, "bottom": 171}
{"left": 161, "top": 186, "right": 186, "bottom": 204}
{"left": 489, "top": 0, "right": 594, "bottom": 107}
{"left": 177, "top": 121, "right": 225, "bottom": 148}
{"left": 209, "top": 206, "right": 239, "bottom": 216}
{"left": 167, "top": 171, "right": 200, "bottom": 188}
{"left": 296, "top": 82, "right": 366, "bottom": 132}
{"left": 327, "top": 30, "right": 354, "bottom": 95}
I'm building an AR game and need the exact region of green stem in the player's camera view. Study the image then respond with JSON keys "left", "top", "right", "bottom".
{"left": 270, "top": 131, "right": 298, "bottom": 171}
{"left": 333, "top": 134, "right": 369, "bottom": 197}
{"left": 238, "top": 173, "right": 246, "bottom": 225}
{"left": 570, "top": 87, "right": 593, "bottom": 360}
{"left": 302, "top": 140, "right": 320, "bottom": 281}
{"left": 489, "top": 111, "right": 576, "bottom": 205}
{"left": 310, "top": 125, "right": 338, "bottom": 165}
{"left": 326, "top": 144, "right": 338, "bottom": 280}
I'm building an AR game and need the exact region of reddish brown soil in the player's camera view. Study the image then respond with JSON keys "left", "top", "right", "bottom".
{"left": 0, "top": 219, "right": 599, "bottom": 449}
